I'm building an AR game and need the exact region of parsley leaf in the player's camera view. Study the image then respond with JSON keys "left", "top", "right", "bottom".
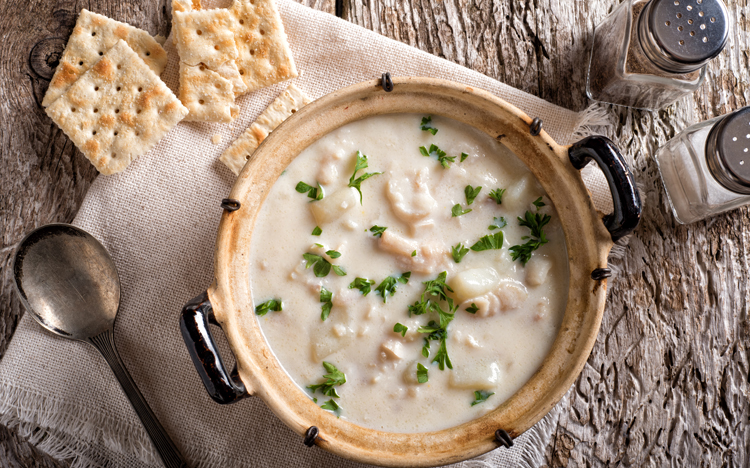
{"left": 408, "top": 272, "right": 454, "bottom": 317}
{"left": 303, "top": 253, "right": 332, "bottom": 277}
{"left": 533, "top": 196, "right": 546, "bottom": 209}
{"left": 417, "top": 363, "right": 429, "bottom": 383}
{"left": 417, "top": 301, "right": 456, "bottom": 370}
{"left": 312, "top": 226, "right": 322, "bottom": 236}
{"left": 393, "top": 323, "right": 408, "bottom": 337}
{"left": 409, "top": 272, "right": 456, "bottom": 370}
{"left": 451, "top": 204, "right": 472, "bottom": 217}
{"left": 466, "top": 303, "right": 479, "bottom": 314}
{"left": 374, "top": 272, "right": 411, "bottom": 303}
{"left": 348, "top": 151, "right": 382, "bottom": 204}
{"left": 349, "top": 277, "right": 375, "bottom": 296}
{"left": 332, "top": 265, "right": 347, "bottom": 276}
{"left": 464, "top": 185, "right": 482, "bottom": 205}
{"left": 420, "top": 116, "right": 438, "bottom": 135}
{"left": 255, "top": 298, "right": 282, "bottom": 316}
{"left": 460, "top": 152, "right": 469, "bottom": 162}
{"left": 488, "top": 188, "right": 506, "bottom": 205}
{"left": 421, "top": 338, "right": 430, "bottom": 358}
{"left": 471, "top": 390, "right": 495, "bottom": 406}
{"left": 489, "top": 217, "right": 507, "bottom": 230}
{"left": 326, "top": 249, "right": 341, "bottom": 259}
{"left": 509, "top": 211, "right": 551, "bottom": 265}
{"left": 411, "top": 250, "right": 417, "bottom": 257}
{"left": 320, "top": 287, "right": 333, "bottom": 321}
{"left": 470, "top": 231, "right": 504, "bottom": 251}
{"left": 419, "top": 144, "right": 456, "bottom": 169}
{"left": 451, "top": 243, "right": 470, "bottom": 263}
{"left": 370, "top": 225, "right": 387, "bottom": 237}
{"left": 295, "top": 181, "right": 324, "bottom": 201}
{"left": 320, "top": 399, "right": 341, "bottom": 413}
{"left": 307, "top": 361, "right": 346, "bottom": 397}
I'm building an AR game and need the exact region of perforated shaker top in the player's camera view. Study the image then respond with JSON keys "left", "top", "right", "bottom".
{"left": 647, "top": 0, "right": 729, "bottom": 65}
{"left": 706, "top": 107, "right": 750, "bottom": 193}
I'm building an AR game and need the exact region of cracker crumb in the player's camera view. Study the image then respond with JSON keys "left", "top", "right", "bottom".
{"left": 211, "top": 134, "right": 222, "bottom": 145}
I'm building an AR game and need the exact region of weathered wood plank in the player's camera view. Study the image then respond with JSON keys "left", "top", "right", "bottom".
{"left": 0, "top": 1, "right": 333, "bottom": 466}
{"left": 341, "top": 0, "right": 750, "bottom": 466}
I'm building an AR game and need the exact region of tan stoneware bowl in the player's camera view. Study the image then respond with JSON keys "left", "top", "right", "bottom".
{"left": 180, "top": 76, "right": 641, "bottom": 466}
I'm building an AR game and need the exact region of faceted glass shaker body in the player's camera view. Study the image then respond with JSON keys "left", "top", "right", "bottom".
{"left": 654, "top": 116, "right": 750, "bottom": 224}
{"left": 586, "top": 0, "right": 705, "bottom": 110}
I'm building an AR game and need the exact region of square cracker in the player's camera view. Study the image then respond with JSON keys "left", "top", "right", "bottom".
{"left": 172, "top": 0, "right": 202, "bottom": 13}
{"left": 179, "top": 63, "right": 239, "bottom": 123}
{"left": 45, "top": 40, "right": 188, "bottom": 175}
{"left": 229, "top": 0, "right": 298, "bottom": 93}
{"left": 173, "top": 9, "right": 239, "bottom": 70}
{"left": 42, "top": 9, "right": 168, "bottom": 107}
{"left": 220, "top": 83, "right": 310, "bottom": 175}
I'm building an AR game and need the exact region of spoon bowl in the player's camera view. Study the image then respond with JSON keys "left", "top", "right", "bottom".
{"left": 13, "top": 223, "right": 187, "bottom": 468}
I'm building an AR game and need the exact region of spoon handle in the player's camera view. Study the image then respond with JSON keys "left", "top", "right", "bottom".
{"left": 89, "top": 330, "right": 188, "bottom": 468}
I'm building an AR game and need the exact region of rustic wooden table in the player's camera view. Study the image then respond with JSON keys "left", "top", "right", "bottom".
{"left": 2, "top": 0, "right": 749, "bottom": 466}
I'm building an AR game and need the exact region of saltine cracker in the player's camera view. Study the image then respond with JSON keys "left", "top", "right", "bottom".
{"left": 45, "top": 40, "right": 188, "bottom": 175}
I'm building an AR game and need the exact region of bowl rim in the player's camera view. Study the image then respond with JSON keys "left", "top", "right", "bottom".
{"left": 208, "top": 76, "right": 613, "bottom": 466}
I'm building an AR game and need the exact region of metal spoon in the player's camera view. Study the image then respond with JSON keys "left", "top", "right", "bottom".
{"left": 12, "top": 224, "right": 187, "bottom": 468}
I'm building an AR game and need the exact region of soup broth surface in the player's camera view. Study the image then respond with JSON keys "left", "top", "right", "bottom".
{"left": 249, "top": 114, "right": 569, "bottom": 432}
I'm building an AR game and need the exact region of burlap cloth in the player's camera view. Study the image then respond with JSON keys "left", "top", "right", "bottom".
{"left": 0, "top": 1, "right": 615, "bottom": 466}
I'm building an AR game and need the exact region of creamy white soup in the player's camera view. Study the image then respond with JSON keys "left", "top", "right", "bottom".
{"left": 248, "top": 114, "right": 569, "bottom": 433}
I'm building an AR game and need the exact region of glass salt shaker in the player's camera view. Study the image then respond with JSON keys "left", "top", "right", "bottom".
{"left": 587, "top": 0, "right": 728, "bottom": 110}
{"left": 654, "top": 107, "right": 750, "bottom": 224}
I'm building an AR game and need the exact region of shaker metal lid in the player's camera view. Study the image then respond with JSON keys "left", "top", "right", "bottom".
{"left": 706, "top": 107, "right": 750, "bottom": 194}
{"left": 646, "top": 0, "right": 728, "bottom": 67}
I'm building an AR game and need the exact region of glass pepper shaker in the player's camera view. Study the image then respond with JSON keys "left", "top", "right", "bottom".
{"left": 654, "top": 107, "right": 750, "bottom": 224}
{"left": 587, "top": 0, "right": 728, "bottom": 110}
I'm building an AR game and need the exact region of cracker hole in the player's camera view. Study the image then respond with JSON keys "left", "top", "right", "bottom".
{"left": 239, "top": 69, "right": 245, "bottom": 75}
{"left": 137, "top": 109, "right": 142, "bottom": 114}
{"left": 146, "top": 51, "right": 151, "bottom": 56}
{"left": 92, "top": 130, "right": 97, "bottom": 135}
{"left": 93, "top": 108, "right": 99, "bottom": 113}
{"left": 214, "top": 45, "right": 219, "bottom": 50}
{"left": 117, "top": 65, "right": 121, "bottom": 70}
{"left": 79, "top": 61, "right": 83, "bottom": 66}
{"left": 291, "top": 109, "right": 296, "bottom": 113}
{"left": 91, "top": 32, "right": 96, "bottom": 36}
{"left": 260, "top": 29, "right": 265, "bottom": 35}
{"left": 199, "top": 64, "right": 206, "bottom": 71}
{"left": 199, "top": 99, "right": 205, "bottom": 104}
{"left": 71, "top": 108, "right": 76, "bottom": 112}
{"left": 115, "top": 109, "right": 120, "bottom": 113}
{"left": 138, "top": 87, "right": 143, "bottom": 92}
{"left": 239, "top": 19, "right": 245, "bottom": 24}
{"left": 197, "top": 30, "right": 203, "bottom": 35}
{"left": 135, "top": 132, "right": 140, "bottom": 136}
{"left": 112, "top": 153, "right": 116, "bottom": 158}
{"left": 98, "top": 51, "right": 103, "bottom": 56}
{"left": 94, "top": 86, "right": 99, "bottom": 91}
{"left": 116, "top": 86, "right": 121, "bottom": 91}
{"left": 114, "top": 131, "right": 118, "bottom": 136}
{"left": 215, "top": 83, "right": 221, "bottom": 88}
{"left": 250, "top": 49, "right": 255, "bottom": 55}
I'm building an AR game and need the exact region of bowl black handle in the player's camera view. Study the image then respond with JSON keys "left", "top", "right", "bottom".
{"left": 179, "top": 291, "right": 249, "bottom": 404}
{"left": 568, "top": 136, "right": 642, "bottom": 242}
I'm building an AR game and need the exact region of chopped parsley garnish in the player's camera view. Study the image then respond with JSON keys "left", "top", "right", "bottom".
{"left": 320, "top": 399, "right": 341, "bottom": 413}
{"left": 326, "top": 249, "right": 341, "bottom": 259}
{"left": 418, "top": 301, "right": 456, "bottom": 370}
{"left": 489, "top": 217, "right": 507, "bottom": 230}
{"left": 408, "top": 271, "right": 453, "bottom": 317}
{"left": 471, "top": 390, "right": 495, "bottom": 406}
{"left": 451, "top": 243, "right": 470, "bottom": 263}
{"left": 393, "top": 323, "right": 408, "bottom": 337}
{"left": 411, "top": 250, "right": 417, "bottom": 257}
{"left": 419, "top": 144, "right": 456, "bottom": 169}
{"left": 374, "top": 272, "right": 411, "bottom": 303}
{"left": 420, "top": 116, "right": 438, "bottom": 135}
{"left": 311, "top": 226, "right": 322, "bottom": 236}
{"left": 470, "top": 231, "right": 504, "bottom": 251}
{"left": 417, "top": 363, "right": 429, "bottom": 383}
{"left": 348, "top": 151, "right": 381, "bottom": 204}
{"left": 255, "top": 298, "right": 282, "bottom": 316}
{"left": 295, "top": 181, "right": 324, "bottom": 201}
{"left": 533, "top": 196, "right": 546, "bottom": 209}
{"left": 302, "top": 253, "right": 346, "bottom": 277}
{"left": 320, "top": 287, "right": 333, "bottom": 321}
{"left": 307, "top": 361, "right": 346, "bottom": 397}
{"left": 488, "top": 188, "right": 506, "bottom": 205}
{"left": 464, "top": 185, "right": 482, "bottom": 205}
{"left": 349, "top": 277, "right": 375, "bottom": 296}
{"left": 509, "top": 211, "right": 551, "bottom": 265}
{"left": 466, "top": 303, "right": 479, "bottom": 314}
{"left": 370, "top": 225, "right": 387, "bottom": 237}
{"left": 451, "top": 204, "right": 472, "bottom": 217}
{"left": 460, "top": 152, "right": 469, "bottom": 162}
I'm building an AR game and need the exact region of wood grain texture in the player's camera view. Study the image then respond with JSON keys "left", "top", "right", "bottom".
{"left": 342, "top": 0, "right": 750, "bottom": 466}
{"left": 2, "top": 0, "right": 749, "bottom": 466}
{"left": 0, "top": 1, "right": 332, "bottom": 467}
